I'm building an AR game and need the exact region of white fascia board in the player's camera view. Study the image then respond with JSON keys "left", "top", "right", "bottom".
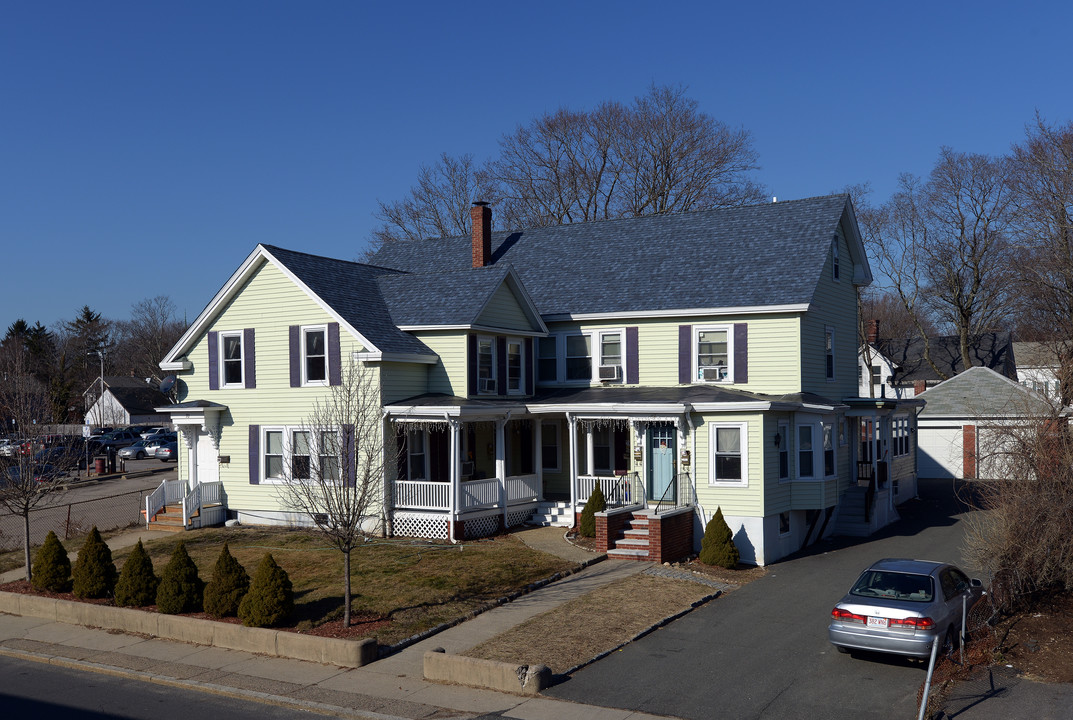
{"left": 840, "top": 200, "right": 874, "bottom": 286}
{"left": 353, "top": 351, "right": 438, "bottom": 364}
{"left": 541, "top": 303, "right": 810, "bottom": 322}
{"left": 503, "top": 268, "right": 550, "bottom": 334}
{"left": 526, "top": 403, "right": 688, "bottom": 415}
{"left": 397, "top": 324, "right": 547, "bottom": 337}
{"left": 691, "top": 402, "right": 775, "bottom": 412}
{"left": 159, "top": 360, "right": 192, "bottom": 372}
{"left": 386, "top": 407, "right": 462, "bottom": 418}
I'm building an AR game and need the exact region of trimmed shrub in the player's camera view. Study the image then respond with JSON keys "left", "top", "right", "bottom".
{"left": 114, "top": 540, "right": 159, "bottom": 607}
{"left": 32, "top": 530, "right": 71, "bottom": 592}
{"left": 203, "top": 543, "right": 250, "bottom": 618}
{"left": 578, "top": 482, "right": 607, "bottom": 538}
{"left": 156, "top": 541, "right": 204, "bottom": 614}
{"left": 72, "top": 526, "right": 118, "bottom": 598}
{"left": 238, "top": 553, "right": 294, "bottom": 628}
{"left": 698, "top": 507, "right": 740, "bottom": 569}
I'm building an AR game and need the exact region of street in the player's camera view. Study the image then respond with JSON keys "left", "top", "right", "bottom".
{"left": 545, "top": 478, "right": 979, "bottom": 720}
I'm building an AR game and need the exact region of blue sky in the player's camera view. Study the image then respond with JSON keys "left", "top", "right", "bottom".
{"left": 3, "top": 1, "right": 1072, "bottom": 333}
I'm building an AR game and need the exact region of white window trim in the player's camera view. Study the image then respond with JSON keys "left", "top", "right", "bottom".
{"left": 544, "top": 328, "right": 626, "bottom": 385}
{"left": 477, "top": 335, "right": 497, "bottom": 394}
{"left": 893, "top": 416, "right": 910, "bottom": 457}
{"left": 407, "top": 427, "right": 430, "bottom": 481}
{"left": 777, "top": 421, "right": 790, "bottom": 483}
{"left": 708, "top": 421, "right": 748, "bottom": 487}
{"left": 825, "top": 326, "right": 835, "bottom": 381}
{"left": 797, "top": 423, "right": 818, "bottom": 480}
{"left": 541, "top": 421, "right": 561, "bottom": 473}
{"left": 693, "top": 324, "right": 735, "bottom": 384}
{"left": 506, "top": 337, "right": 526, "bottom": 395}
{"left": 823, "top": 421, "right": 836, "bottom": 478}
{"left": 301, "top": 324, "right": 329, "bottom": 387}
{"left": 537, "top": 336, "right": 558, "bottom": 384}
{"left": 260, "top": 425, "right": 341, "bottom": 484}
{"left": 219, "top": 330, "right": 244, "bottom": 388}
{"left": 596, "top": 329, "right": 625, "bottom": 384}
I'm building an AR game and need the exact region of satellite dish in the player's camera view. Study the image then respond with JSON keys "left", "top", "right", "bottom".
{"left": 159, "top": 376, "right": 176, "bottom": 394}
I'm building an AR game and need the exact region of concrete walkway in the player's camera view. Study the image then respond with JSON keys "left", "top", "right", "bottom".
{"left": 0, "top": 526, "right": 670, "bottom": 720}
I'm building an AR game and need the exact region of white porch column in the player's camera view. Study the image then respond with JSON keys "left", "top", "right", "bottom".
{"left": 449, "top": 419, "right": 459, "bottom": 542}
{"left": 534, "top": 421, "right": 544, "bottom": 501}
{"left": 585, "top": 426, "right": 594, "bottom": 476}
{"left": 179, "top": 425, "right": 198, "bottom": 492}
{"left": 496, "top": 419, "right": 507, "bottom": 528}
{"left": 567, "top": 414, "right": 578, "bottom": 512}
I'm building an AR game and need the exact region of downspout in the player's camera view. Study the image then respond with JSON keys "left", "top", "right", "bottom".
{"left": 683, "top": 405, "right": 698, "bottom": 514}
{"left": 500, "top": 410, "right": 513, "bottom": 530}
{"left": 444, "top": 411, "right": 457, "bottom": 543}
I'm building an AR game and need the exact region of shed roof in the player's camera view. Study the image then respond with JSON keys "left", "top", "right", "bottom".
{"left": 917, "top": 366, "right": 1052, "bottom": 417}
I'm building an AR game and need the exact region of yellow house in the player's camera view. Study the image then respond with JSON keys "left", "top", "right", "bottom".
{"left": 155, "top": 194, "right": 914, "bottom": 565}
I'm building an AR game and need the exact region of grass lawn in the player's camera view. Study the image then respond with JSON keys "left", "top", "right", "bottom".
{"left": 106, "top": 526, "right": 575, "bottom": 646}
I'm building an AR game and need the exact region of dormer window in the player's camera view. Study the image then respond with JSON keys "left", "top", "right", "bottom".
{"left": 477, "top": 337, "right": 496, "bottom": 394}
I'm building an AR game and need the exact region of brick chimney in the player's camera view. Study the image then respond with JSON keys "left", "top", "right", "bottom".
{"left": 471, "top": 201, "right": 491, "bottom": 268}
{"left": 866, "top": 319, "right": 880, "bottom": 344}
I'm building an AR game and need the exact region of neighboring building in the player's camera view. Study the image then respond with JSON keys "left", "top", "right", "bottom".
{"left": 1012, "top": 341, "right": 1062, "bottom": 399}
{"left": 157, "top": 194, "right": 919, "bottom": 565}
{"left": 859, "top": 326, "right": 1017, "bottom": 399}
{"left": 916, "top": 366, "right": 1056, "bottom": 479}
{"left": 84, "top": 376, "right": 173, "bottom": 427}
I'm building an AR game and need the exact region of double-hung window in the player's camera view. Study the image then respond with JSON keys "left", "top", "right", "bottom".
{"left": 477, "top": 337, "right": 496, "bottom": 394}
{"left": 565, "top": 335, "right": 591, "bottom": 382}
{"left": 710, "top": 422, "right": 747, "bottom": 485}
{"left": 507, "top": 340, "right": 523, "bottom": 393}
{"left": 823, "top": 422, "right": 835, "bottom": 476}
{"left": 302, "top": 326, "right": 328, "bottom": 385}
{"left": 825, "top": 327, "right": 835, "bottom": 381}
{"left": 778, "top": 421, "right": 789, "bottom": 481}
{"left": 407, "top": 429, "right": 427, "bottom": 480}
{"left": 537, "top": 337, "right": 557, "bottom": 383}
{"left": 541, "top": 421, "right": 560, "bottom": 472}
{"left": 597, "top": 331, "right": 623, "bottom": 382}
{"left": 264, "top": 429, "right": 284, "bottom": 480}
{"left": 262, "top": 426, "right": 339, "bottom": 483}
{"left": 832, "top": 239, "right": 840, "bottom": 281}
{"left": 893, "top": 416, "right": 910, "bottom": 456}
{"left": 592, "top": 428, "right": 613, "bottom": 475}
{"left": 221, "top": 331, "right": 244, "bottom": 387}
{"left": 798, "top": 425, "right": 815, "bottom": 479}
{"left": 695, "top": 326, "right": 731, "bottom": 383}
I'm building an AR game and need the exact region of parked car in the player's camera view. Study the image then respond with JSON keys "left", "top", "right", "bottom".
{"left": 0, "top": 439, "right": 21, "bottom": 457}
{"left": 33, "top": 446, "right": 80, "bottom": 469}
{"left": 156, "top": 441, "right": 178, "bottom": 462}
{"left": 95, "top": 430, "right": 141, "bottom": 451}
{"left": 829, "top": 558, "right": 985, "bottom": 659}
{"left": 5, "top": 463, "right": 65, "bottom": 484}
{"left": 144, "top": 433, "right": 177, "bottom": 457}
{"left": 139, "top": 426, "right": 169, "bottom": 439}
{"left": 118, "top": 439, "right": 154, "bottom": 460}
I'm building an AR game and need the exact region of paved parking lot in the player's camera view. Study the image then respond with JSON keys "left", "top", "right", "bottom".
{"left": 545, "top": 478, "right": 978, "bottom": 720}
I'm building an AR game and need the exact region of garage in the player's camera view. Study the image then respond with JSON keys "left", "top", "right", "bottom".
{"left": 917, "top": 424, "right": 963, "bottom": 479}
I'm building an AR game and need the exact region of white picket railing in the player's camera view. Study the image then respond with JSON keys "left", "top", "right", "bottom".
{"left": 145, "top": 478, "right": 187, "bottom": 528}
{"left": 459, "top": 477, "right": 500, "bottom": 511}
{"left": 506, "top": 473, "right": 540, "bottom": 503}
{"left": 183, "top": 482, "right": 201, "bottom": 527}
{"left": 395, "top": 480, "right": 450, "bottom": 511}
{"left": 395, "top": 473, "right": 542, "bottom": 514}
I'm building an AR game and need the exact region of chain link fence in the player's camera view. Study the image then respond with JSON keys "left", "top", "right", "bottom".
{"left": 0, "top": 487, "right": 155, "bottom": 553}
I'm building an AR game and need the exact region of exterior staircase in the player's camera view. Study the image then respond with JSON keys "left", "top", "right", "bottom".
{"left": 833, "top": 484, "right": 899, "bottom": 537}
{"left": 142, "top": 503, "right": 194, "bottom": 533}
{"left": 528, "top": 500, "right": 574, "bottom": 527}
{"left": 606, "top": 510, "right": 652, "bottom": 561}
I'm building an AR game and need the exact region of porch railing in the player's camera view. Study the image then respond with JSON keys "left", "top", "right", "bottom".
{"left": 395, "top": 480, "right": 450, "bottom": 511}
{"left": 144, "top": 478, "right": 186, "bottom": 528}
{"left": 460, "top": 477, "right": 499, "bottom": 511}
{"left": 394, "top": 474, "right": 542, "bottom": 513}
{"left": 505, "top": 473, "right": 540, "bottom": 504}
{"left": 653, "top": 472, "right": 695, "bottom": 515}
{"left": 578, "top": 473, "right": 644, "bottom": 508}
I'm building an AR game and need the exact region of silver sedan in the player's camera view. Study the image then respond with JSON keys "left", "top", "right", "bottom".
{"left": 829, "top": 558, "right": 985, "bottom": 659}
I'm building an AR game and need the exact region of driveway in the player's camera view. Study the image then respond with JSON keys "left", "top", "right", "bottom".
{"left": 544, "top": 478, "right": 980, "bottom": 720}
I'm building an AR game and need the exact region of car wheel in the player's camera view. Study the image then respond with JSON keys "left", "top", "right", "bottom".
{"left": 136, "top": 451, "right": 145, "bottom": 460}
{"left": 941, "top": 627, "right": 959, "bottom": 656}
{"left": 835, "top": 645, "right": 851, "bottom": 654}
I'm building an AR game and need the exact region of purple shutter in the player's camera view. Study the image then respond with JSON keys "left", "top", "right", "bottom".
{"left": 328, "top": 322, "right": 342, "bottom": 386}
{"left": 249, "top": 424, "right": 260, "bottom": 484}
{"left": 734, "top": 323, "right": 748, "bottom": 383}
{"left": 243, "top": 328, "right": 256, "bottom": 389}
{"left": 467, "top": 334, "right": 477, "bottom": 396}
{"left": 626, "top": 327, "right": 639, "bottom": 385}
{"left": 496, "top": 337, "right": 507, "bottom": 396}
{"left": 524, "top": 337, "right": 534, "bottom": 395}
{"left": 343, "top": 423, "right": 355, "bottom": 487}
{"left": 289, "top": 325, "right": 300, "bottom": 387}
{"left": 208, "top": 331, "right": 219, "bottom": 390}
{"left": 678, "top": 325, "right": 692, "bottom": 384}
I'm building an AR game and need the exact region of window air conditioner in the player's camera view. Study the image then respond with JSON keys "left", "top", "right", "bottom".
{"left": 598, "top": 365, "right": 622, "bottom": 381}
{"left": 480, "top": 378, "right": 497, "bottom": 393}
{"left": 701, "top": 366, "right": 728, "bottom": 382}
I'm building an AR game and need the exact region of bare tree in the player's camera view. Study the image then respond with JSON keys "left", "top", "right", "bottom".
{"left": 0, "top": 343, "right": 72, "bottom": 581}
{"left": 1008, "top": 115, "right": 1073, "bottom": 402}
{"left": 371, "top": 153, "right": 499, "bottom": 251}
{"left": 274, "top": 362, "right": 390, "bottom": 627}
{"left": 113, "top": 296, "right": 187, "bottom": 383}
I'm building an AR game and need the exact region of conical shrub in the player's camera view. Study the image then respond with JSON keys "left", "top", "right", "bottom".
{"left": 203, "top": 543, "right": 250, "bottom": 618}
{"left": 156, "top": 541, "right": 204, "bottom": 614}
{"left": 698, "top": 507, "right": 739, "bottom": 569}
{"left": 32, "top": 530, "right": 71, "bottom": 592}
{"left": 238, "top": 553, "right": 293, "bottom": 628}
{"left": 72, "top": 526, "right": 118, "bottom": 598}
{"left": 579, "top": 482, "right": 606, "bottom": 538}
{"left": 114, "top": 540, "right": 158, "bottom": 607}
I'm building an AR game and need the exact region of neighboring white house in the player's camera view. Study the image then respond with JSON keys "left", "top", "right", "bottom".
{"left": 915, "top": 366, "right": 1056, "bottom": 479}
{"left": 1012, "top": 341, "right": 1061, "bottom": 399}
{"left": 84, "top": 376, "right": 173, "bottom": 427}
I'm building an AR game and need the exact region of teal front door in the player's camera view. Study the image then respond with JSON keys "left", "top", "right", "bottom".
{"left": 647, "top": 424, "right": 676, "bottom": 501}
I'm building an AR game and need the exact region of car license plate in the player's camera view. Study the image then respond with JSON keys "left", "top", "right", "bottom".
{"left": 867, "top": 616, "right": 888, "bottom": 628}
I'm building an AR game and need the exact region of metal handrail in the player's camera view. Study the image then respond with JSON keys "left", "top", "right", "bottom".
{"left": 653, "top": 472, "right": 694, "bottom": 515}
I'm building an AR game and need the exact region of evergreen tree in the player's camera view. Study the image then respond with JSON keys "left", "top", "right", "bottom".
{"left": 156, "top": 541, "right": 204, "bottom": 614}
{"left": 114, "top": 540, "right": 159, "bottom": 607}
{"left": 203, "top": 543, "right": 250, "bottom": 618}
{"left": 238, "top": 553, "right": 294, "bottom": 628}
{"left": 698, "top": 507, "right": 740, "bottom": 569}
{"left": 31, "top": 530, "right": 71, "bottom": 592}
{"left": 579, "top": 482, "right": 607, "bottom": 538}
{"left": 71, "top": 526, "right": 118, "bottom": 598}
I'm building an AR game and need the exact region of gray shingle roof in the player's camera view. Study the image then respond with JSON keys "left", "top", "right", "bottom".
{"left": 369, "top": 194, "right": 853, "bottom": 316}
{"left": 261, "top": 245, "right": 433, "bottom": 356}
{"left": 917, "top": 366, "right": 1051, "bottom": 417}
{"left": 377, "top": 265, "right": 514, "bottom": 327}
{"left": 108, "top": 386, "right": 172, "bottom": 415}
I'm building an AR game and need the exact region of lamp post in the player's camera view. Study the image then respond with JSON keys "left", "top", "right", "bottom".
{"left": 87, "top": 347, "right": 107, "bottom": 476}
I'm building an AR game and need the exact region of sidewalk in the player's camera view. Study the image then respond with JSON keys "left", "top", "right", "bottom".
{"left": 0, "top": 525, "right": 675, "bottom": 720}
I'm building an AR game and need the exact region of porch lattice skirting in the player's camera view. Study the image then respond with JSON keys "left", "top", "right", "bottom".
{"left": 393, "top": 512, "right": 449, "bottom": 540}
{"left": 393, "top": 503, "right": 539, "bottom": 541}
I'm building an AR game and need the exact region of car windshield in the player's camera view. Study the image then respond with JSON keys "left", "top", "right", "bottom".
{"left": 850, "top": 570, "right": 933, "bottom": 602}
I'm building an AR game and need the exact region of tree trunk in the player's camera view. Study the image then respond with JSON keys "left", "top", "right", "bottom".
{"left": 22, "top": 513, "right": 32, "bottom": 582}
{"left": 343, "top": 548, "right": 351, "bottom": 627}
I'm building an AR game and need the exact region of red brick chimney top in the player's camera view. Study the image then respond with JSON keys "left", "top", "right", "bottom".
{"left": 471, "top": 201, "right": 491, "bottom": 268}
{"left": 867, "top": 319, "right": 880, "bottom": 344}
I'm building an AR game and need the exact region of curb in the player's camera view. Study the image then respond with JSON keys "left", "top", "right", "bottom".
{"left": 423, "top": 647, "right": 550, "bottom": 695}
{"left": 0, "top": 645, "right": 411, "bottom": 720}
